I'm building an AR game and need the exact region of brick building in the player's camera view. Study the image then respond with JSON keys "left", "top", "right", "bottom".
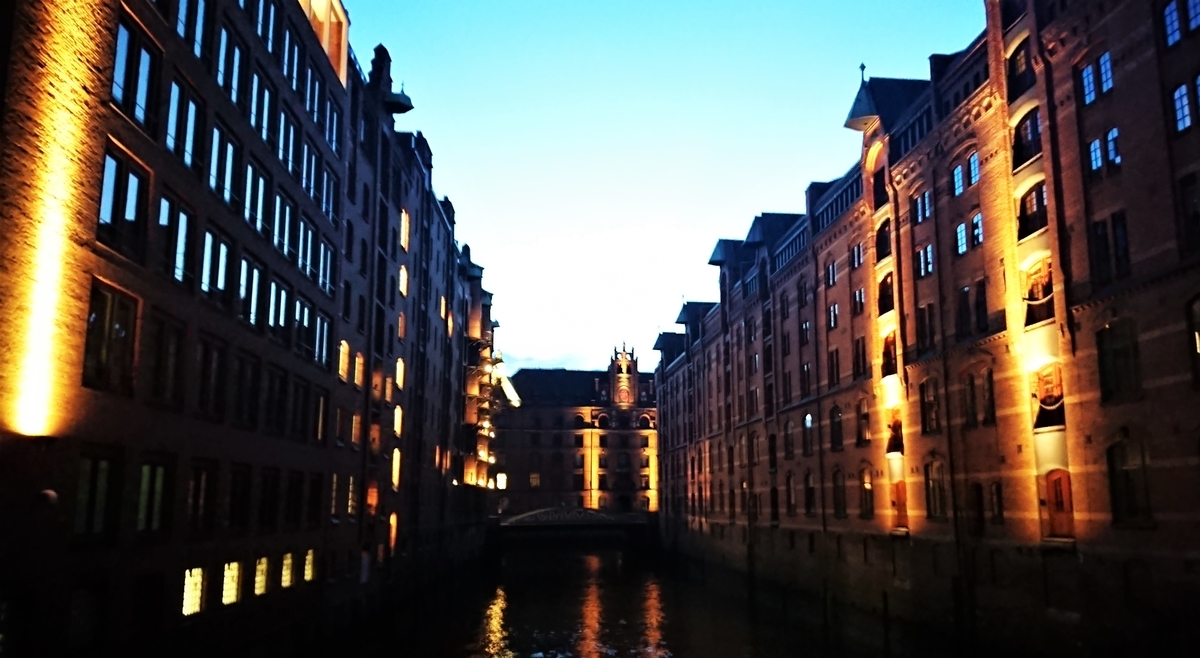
{"left": 493, "top": 348, "right": 659, "bottom": 516}
{"left": 656, "top": 0, "right": 1200, "bottom": 653}
{"left": 0, "top": 0, "right": 495, "bottom": 654}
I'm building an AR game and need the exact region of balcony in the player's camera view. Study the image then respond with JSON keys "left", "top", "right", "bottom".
{"left": 1025, "top": 295, "right": 1055, "bottom": 327}
{"left": 1018, "top": 210, "right": 1048, "bottom": 241}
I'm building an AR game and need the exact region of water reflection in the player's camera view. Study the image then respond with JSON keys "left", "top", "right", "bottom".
{"left": 643, "top": 580, "right": 663, "bottom": 654}
{"left": 576, "top": 555, "right": 602, "bottom": 658}
{"left": 481, "top": 587, "right": 512, "bottom": 658}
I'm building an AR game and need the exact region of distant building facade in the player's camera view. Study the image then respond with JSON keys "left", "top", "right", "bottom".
{"left": 0, "top": 1, "right": 494, "bottom": 655}
{"left": 656, "top": 0, "right": 1200, "bottom": 653}
{"left": 494, "top": 349, "right": 658, "bottom": 515}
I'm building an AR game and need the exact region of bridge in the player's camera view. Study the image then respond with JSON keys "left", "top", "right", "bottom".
{"left": 490, "top": 508, "right": 657, "bottom": 553}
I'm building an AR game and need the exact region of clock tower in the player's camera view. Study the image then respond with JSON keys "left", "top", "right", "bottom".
{"left": 610, "top": 345, "right": 638, "bottom": 408}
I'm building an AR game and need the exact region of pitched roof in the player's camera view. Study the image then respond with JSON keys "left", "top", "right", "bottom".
{"left": 509, "top": 369, "right": 653, "bottom": 407}
{"left": 845, "top": 78, "right": 931, "bottom": 132}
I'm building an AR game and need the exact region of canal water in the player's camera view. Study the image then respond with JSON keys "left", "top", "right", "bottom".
{"left": 363, "top": 550, "right": 834, "bottom": 658}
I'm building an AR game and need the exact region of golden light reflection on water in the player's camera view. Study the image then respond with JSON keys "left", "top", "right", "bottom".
{"left": 577, "top": 554, "right": 603, "bottom": 658}
{"left": 643, "top": 580, "right": 664, "bottom": 653}
{"left": 482, "top": 586, "right": 514, "bottom": 658}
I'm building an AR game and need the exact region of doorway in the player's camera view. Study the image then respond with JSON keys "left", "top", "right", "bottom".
{"left": 1046, "top": 468, "right": 1074, "bottom": 538}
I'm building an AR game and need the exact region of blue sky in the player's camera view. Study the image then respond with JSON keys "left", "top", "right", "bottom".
{"left": 346, "top": 0, "right": 987, "bottom": 372}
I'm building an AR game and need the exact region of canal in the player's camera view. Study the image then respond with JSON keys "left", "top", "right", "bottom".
{"left": 350, "top": 549, "right": 856, "bottom": 658}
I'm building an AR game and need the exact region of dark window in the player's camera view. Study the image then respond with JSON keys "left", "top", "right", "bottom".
{"left": 146, "top": 315, "right": 185, "bottom": 408}
{"left": 195, "top": 336, "right": 226, "bottom": 420}
{"left": 876, "top": 219, "right": 892, "bottom": 259}
{"left": 1013, "top": 109, "right": 1042, "bottom": 168}
{"left": 956, "top": 286, "right": 972, "bottom": 341}
{"left": 232, "top": 352, "right": 261, "bottom": 428}
{"left": 873, "top": 168, "right": 888, "bottom": 210}
{"left": 852, "top": 336, "right": 868, "bottom": 379}
{"left": 963, "top": 374, "right": 978, "bottom": 429}
{"left": 827, "top": 349, "right": 840, "bottom": 388}
{"left": 832, "top": 469, "right": 847, "bottom": 518}
{"left": 228, "top": 464, "right": 252, "bottom": 534}
{"left": 97, "top": 150, "right": 149, "bottom": 262}
{"left": 1107, "top": 438, "right": 1152, "bottom": 524}
{"left": 1018, "top": 182, "right": 1048, "bottom": 240}
{"left": 829, "top": 407, "right": 844, "bottom": 451}
{"left": 263, "top": 366, "right": 288, "bottom": 435}
{"left": 1097, "top": 319, "right": 1141, "bottom": 403}
{"left": 982, "top": 368, "right": 996, "bottom": 425}
{"left": 289, "top": 378, "right": 310, "bottom": 442}
{"left": 803, "top": 471, "right": 816, "bottom": 516}
{"left": 82, "top": 281, "right": 137, "bottom": 395}
{"left": 259, "top": 468, "right": 281, "bottom": 532}
{"left": 185, "top": 461, "right": 216, "bottom": 538}
{"left": 73, "top": 455, "right": 119, "bottom": 536}
{"left": 1007, "top": 38, "right": 1035, "bottom": 101}
{"left": 975, "top": 279, "right": 989, "bottom": 333}
{"left": 925, "top": 461, "right": 948, "bottom": 518}
{"left": 135, "top": 460, "right": 171, "bottom": 537}
{"left": 878, "top": 273, "right": 895, "bottom": 315}
{"left": 306, "top": 472, "right": 323, "bottom": 528}
{"left": 856, "top": 400, "right": 870, "bottom": 446}
{"left": 920, "top": 379, "right": 940, "bottom": 434}
{"left": 284, "top": 471, "right": 304, "bottom": 530}
{"left": 860, "top": 469, "right": 875, "bottom": 518}
{"left": 916, "top": 303, "right": 937, "bottom": 353}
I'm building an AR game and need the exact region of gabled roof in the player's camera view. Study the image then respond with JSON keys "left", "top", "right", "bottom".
{"left": 676, "top": 302, "right": 717, "bottom": 324}
{"left": 708, "top": 238, "right": 744, "bottom": 266}
{"left": 846, "top": 77, "right": 931, "bottom": 132}
{"left": 745, "top": 213, "right": 803, "bottom": 248}
{"left": 508, "top": 369, "right": 653, "bottom": 407}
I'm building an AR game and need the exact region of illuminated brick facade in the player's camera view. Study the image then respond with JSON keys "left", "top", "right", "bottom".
{"left": 656, "top": 1, "right": 1200, "bottom": 652}
{"left": 0, "top": 0, "right": 490, "bottom": 654}
{"left": 493, "top": 349, "right": 659, "bottom": 515}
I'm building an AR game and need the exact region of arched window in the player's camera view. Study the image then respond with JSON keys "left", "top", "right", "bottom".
{"left": 1018, "top": 182, "right": 1048, "bottom": 239}
{"left": 598, "top": 415, "right": 611, "bottom": 429}
{"left": 783, "top": 420, "right": 795, "bottom": 458}
{"left": 832, "top": 469, "right": 847, "bottom": 518}
{"left": 802, "top": 413, "right": 814, "bottom": 456}
{"left": 1107, "top": 436, "right": 1152, "bottom": 523}
{"left": 767, "top": 434, "right": 778, "bottom": 469}
{"left": 638, "top": 415, "right": 651, "bottom": 429}
{"left": 769, "top": 486, "right": 780, "bottom": 523}
{"left": 803, "top": 471, "right": 816, "bottom": 516}
{"left": 338, "top": 340, "right": 350, "bottom": 380}
{"left": 1007, "top": 38, "right": 1035, "bottom": 101}
{"left": 829, "top": 407, "right": 844, "bottom": 451}
{"left": 856, "top": 400, "right": 871, "bottom": 445}
{"left": 981, "top": 368, "right": 996, "bottom": 425}
{"left": 881, "top": 332, "right": 898, "bottom": 376}
{"left": 860, "top": 469, "right": 875, "bottom": 519}
{"left": 876, "top": 219, "right": 893, "bottom": 259}
{"left": 1023, "top": 257, "right": 1055, "bottom": 326}
{"left": 962, "top": 373, "right": 978, "bottom": 428}
{"left": 785, "top": 472, "right": 796, "bottom": 515}
{"left": 924, "top": 460, "right": 948, "bottom": 518}
{"left": 1013, "top": 109, "right": 1043, "bottom": 169}
{"left": 574, "top": 414, "right": 586, "bottom": 429}
{"left": 353, "top": 352, "right": 365, "bottom": 388}
{"left": 878, "top": 273, "right": 895, "bottom": 314}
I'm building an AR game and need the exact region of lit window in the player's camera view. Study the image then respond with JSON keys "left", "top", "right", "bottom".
{"left": 497, "top": 473, "right": 508, "bottom": 490}
{"left": 447, "top": 312, "right": 454, "bottom": 336}
{"left": 351, "top": 412, "right": 362, "bottom": 446}
{"left": 1089, "top": 139, "right": 1104, "bottom": 171}
{"left": 399, "top": 209, "right": 410, "bottom": 251}
{"left": 440, "top": 296, "right": 447, "bottom": 319}
{"left": 366, "top": 483, "right": 378, "bottom": 516}
{"left": 956, "top": 223, "right": 968, "bottom": 255}
{"left": 182, "top": 567, "right": 204, "bottom": 616}
{"left": 393, "top": 406, "right": 403, "bottom": 437}
{"left": 391, "top": 448, "right": 402, "bottom": 490}
{"left": 304, "top": 550, "right": 316, "bottom": 582}
{"left": 953, "top": 165, "right": 965, "bottom": 196}
{"left": 397, "top": 312, "right": 407, "bottom": 340}
{"left": 330, "top": 474, "right": 339, "bottom": 516}
{"left": 971, "top": 213, "right": 984, "bottom": 247}
{"left": 389, "top": 513, "right": 398, "bottom": 553}
{"left": 1171, "top": 85, "right": 1190, "bottom": 132}
{"left": 254, "top": 557, "right": 269, "bottom": 595}
{"left": 1099, "top": 52, "right": 1114, "bottom": 93}
{"left": 395, "top": 357, "right": 405, "bottom": 389}
{"left": 530, "top": 473, "right": 541, "bottom": 488}
{"left": 968, "top": 152, "right": 980, "bottom": 185}
{"left": 1166, "top": 1, "right": 1182, "bottom": 46}
{"left": 1106, "top": 128, "right": 1122, "bottom": 166}
{"left": 281, "top": 553, "right": 294, "bottom": 588}
{"left": 398, "top": 265, "right": 408, "bottom": 296}
{"left": 1081, "top": 64, "right": 1097, "bottom": 105}
{"left": 338, "top": 340, "right": 350, "bottom": 381}
{"left": 348, "top": 476, "right": 357, "bottom": 516}
{"left": 222, "top": 562, "right": 241, "bottom": 605}
{"left": 354, "top": 352, "right": 364, "bottom": 388}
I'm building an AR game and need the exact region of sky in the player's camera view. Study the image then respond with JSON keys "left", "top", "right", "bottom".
{"left": 346, "top": 0, "right": 987, "bottom": 373}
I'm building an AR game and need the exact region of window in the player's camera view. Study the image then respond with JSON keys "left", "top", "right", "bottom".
{"left": 803, "top": 471, "right": 816, "bottom": 515}
{"left": 254, "top": 557, "right": 269, "bottom": 595}
{"left": 916, "top": 303, "right": 937, "bottom": 353}
{"left": 1107, "top": 438, "right": 1152, "bottom": 523}
{"left": 1081, "top": 63, "right": 1097, "bottom": 105}
{"left": 968, "top": 152, "right": 980, "bottom": 186}
{"left": 1090, "top": 212, "right": 1131, "bottom": 287}
{"left": 1008, "top": 38, "right": 1034, "bottom": 100}
{"left": 802, "top": 414, "right": 814, "bottom": 455}
{"left": 1174, "top": 85, "right": 1193, "bottom": 132}
{"left": 800, "top": 321, "right": 810, "bottom": 346}
{"left": 208, "top": 124, "right": 238, "bottom": 204}
{"left": 925, "top": 460, "right": 948, "bottom": 518}
{"left": 398, "top": 265, "right": 409, "bottom": 296}
{"left": 304, "top": 550, "right": 316, "bottom": 582}
{"left": 399, "top": 209, "right": 411, "bottom": 251}
{"left": 852, "top": 288, "right": 866, "bottom": 316}
{"left": 825, "top": 260, "right": 837, "bottom": 287}
{"left": 1099, "top": 52, "right": 1114, "bottom": 93}
{"left": 876, "top": 220, "right": 892, "bottom": 259}
{"left": 1166, "top": 1, "right": 1183, "bottom": 46}
{"left": 237, "top": 257, "right": 262, "bottom": 326}
{"left": 232, "top": 353, "right": 261, "bottom": 428}
{"left": 243, "top": 162, "right": 269, "bottom": 233}
{"left": 1018, "top": 182, "right": 1049, "bottom": 239}
{"left": 955, "top": 223, "right": 968, "bottom": 255}
{"left": 273, "top": 193, "right": 293, "bottom": 257}
{"left": 165, "top": 80, "right": 202, "bottom": 168}
{"left": 916, "top": 244, "right": 934, "bottom": 278}
{"left": 294, "top": 297, "right": 314, "bottom": 358}
{"left": 185, "top": 462, "right": 216, "bottom": 537}
{"left": 254, "top": 0, "right": 276, "bottom": 51}
{"left": 221, "top": 562, "right": 241, "bottom": 605}
{"left": 829, "top": 407, "right": 843, "bottom": 451}
{"left": 82, "top": 281, "right": 137, "bottom": 395}
{"left": 147, "top": 315, "right": 185, "bottom": 408}
{"left": 176, "top": 0, "right": 208, "bottom": 58}
{"left": 850, "top": 243, "right": 864, "bottom": 269}
{"left": 881, "top": 333, "right": 897, "bottom": 376}
{"left": 1192, "top": 0, "right": 1200, "bottom": 30}
{"left": 832, "top": 469, "right": 847, "bottom": 518}
{"left": 878, "top": 273, "right": 895, "bottom": 315}
{"left": 1097, "top": 319, "right": 1141, "bottom": 403}
{"left": 1088, "top": 139, "right": 1104, "bottom": 174}
{"left": 912, "top": 189, "right": 933, "bottom": 224}
{"left": 281, "top": 27, "right": 301, "bottom": 91}
{"left": 278, "top": 111, "right": 297, "bottom": 172}
{"left": 354, "top": 353, "right": 365, "bottom": 389}
{"left": 182, "top": 568, "right": 204, "bottom": 616}
{"left": 73, "top": 456, "right": 116, "bottom": 535}
{"left": 971, "top": 213, "right": 984, "bottom": 247}
{"left": 199, "top": 229, "right": 231, "bottom": 305}
{"left": 214, "top": 26, "right": 243, "bottom": 105}
{"left": 860, "top": 469, "right": 875, "bottom": 518}
{"left": 920, "top": 379, "right": 940, "bottom": 433}
{"left": 267, "top": 280, "right": 290, "bottom": 343}
{"left": 975, "top": 279, "right": 989, "bottom": 333}
{"left": 97, "top": 150, "right": 149, "bottom": 262}
{"left": 800, "top": 363, "right": 812, "bottom": 398}
{"left": 827, "top": 349, "right": 840, "bottom": 387}
{"left": 981, "top": 368, "right": 996, "bottom": 425}
{"left": 296, "top": 219, "right": 315, "bottom": 277}
{"left": 963, "top": 374, "right": 978, "bottom": 429}
{"left": 856, "top": 400, "right": 870, "bottom": 445}
{"left": 317, "top": 240, "right": 335, "bottom": 294}
{"left": 112, "top": 20, "right": 157, "bottom": 125}
{"left": 281, "top": 553, "right": 294, "bottom": 588}
{"left": 953, "top": 165, "right": 965, "bottom": 196}
{"left": 827, "top": 304, "right": 839, "bottom": 330}
{"left": 196, "top": 336, "right": 226, "bottom": 419}
{"left": 314, "top": 314, "right": 331, "bottom": 366}
{"left": 852, "top": 336, "right": 868, "bottom": 379}
{"left": 1106, "top": 128, "right": 1122, "bottom": 166}
{"left": 1013, "top": 109, "right": 1042, "bottom": 167}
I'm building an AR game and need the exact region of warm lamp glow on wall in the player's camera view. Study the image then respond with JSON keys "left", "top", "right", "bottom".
{"left": 880, "top": 375, "right": 902, "bottom": 411}
{"left": 10, "top": 0, "right": 104, "bottom": 437}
